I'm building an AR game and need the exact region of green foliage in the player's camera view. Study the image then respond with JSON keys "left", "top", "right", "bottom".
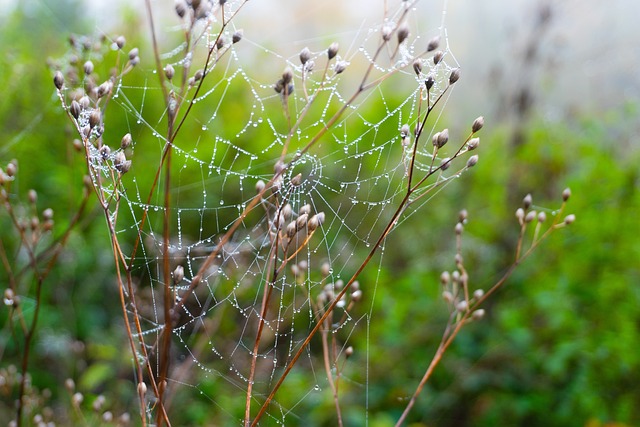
{"left": 1, "top": 2, "right": 639, "bottom": 427}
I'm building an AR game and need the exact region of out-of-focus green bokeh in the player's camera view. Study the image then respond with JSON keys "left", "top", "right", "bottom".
{"left": 1, "top": 1, "right": 638, "bottom": 426}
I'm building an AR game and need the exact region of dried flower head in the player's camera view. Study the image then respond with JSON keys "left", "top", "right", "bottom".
{"left": 334, "top": 60, "right": 348, "bottom": 74}
{"left": 70, "top": 100, "right": 81, "bottom": 119}
{"left": 467, "top": 137, "right": 480, "bottom": 151}
{"left": 164, "top": 64, "right": 175, "bottom": 80}
{"left": 83, "top": 60, "right": 94, "bottom": 75}
{"left": 173, "top": 265, "right": 184, "bottom": 283}
{"left": 397, "top": 22, "right": 410, "bottom": 44}
{"left": 433, "top": 50, "right": 444, "bottom": 65}
{"left": 299, "top": 47, "right": 311, "bottom": 65}
{"left": 472, "top": 116, "right": 485, "bottom": 133}
{"left": 327, "top": 42, "right": 339, "bottom": 60}
{"left": 425, "top": 75, "right": 435, "bottom": 90}
{"left": 412, "top": 59, "right": 423, "bottom": 75}
{"left": 449, "top": 68, "right": 460, "bottom": 84}
{"left": 232, "top": 29, "right": 243, "bottom": 44}
{"left": 54, "top": 71, "right": 64, "bottom": 90}
{"left": 121, "top": 133, "right": 132, "bottom": 150}
{"left": 466, "top": 155, "right": 478, "bottom": 168}
{"left": 564, "top": 214, "right": 576, "bottom": 225}
{"left": 427, "top": 36, "right": 440, "bottom": 51}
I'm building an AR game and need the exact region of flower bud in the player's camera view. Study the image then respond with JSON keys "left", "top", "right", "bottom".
{"left": 425, "top": 75, "right": 435, "bottom": 90}
{"left": 121, "top": 133, "right": 132, "bottom": 150}
{"left": 397, "top": 23, "right": 410, "bottom": 44}
{"left": 466, "top": 155, "right": 478, "bottom": 168}
{"left": 433, "top": 50, "right": 444, "bottom": 65}
{"left": 449, "top": 68, "right": 460, "bottom": 84}
{"left": 83, "top": 60, "right": 94, "bottom": 75}
{"left": 54, "top": 71, "right": 64, "bottom": 90}
{"left": 299, "top": 47, "right": 311, "bottom": 65}
{"left": 564, "top": 214, "right": 576, "bottom": 225}
{"left": 173, "top": 265, "right": 184, "bottom": 283}
{"left": 164, "top": 64, "right": 175, "bottom": 80}
{"left": 232, "top": 29, "right": 243, "bottom": 44}
{"left": 471, "top": 116, "right": 484, "bottom": 133}
{"left": 427, "top": 36, "right": 440, "bottom": 52}
{"left": 467, "top": 137, "right": 480, "bottom": 151}
{"left": 562, "top": 188, "right": 571, "bottom": 201}
{"left": 523, "top": 194, "right": 532, "bottom": 209}
{"left": 412, "top": 59, "right": 423, "bottom": 75}
{"left": 327, "top": 42, "right": 339, "bottom": 60}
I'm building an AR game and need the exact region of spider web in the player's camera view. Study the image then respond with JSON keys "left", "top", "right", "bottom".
{"left": 76, "top": 0, "right": 460, "bottom": 423}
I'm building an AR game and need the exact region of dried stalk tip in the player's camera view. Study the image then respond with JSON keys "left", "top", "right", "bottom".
{"left": 564, "top": 214, "right": 576, "bottom": 225}
{"left": 327, "top": 42, "right": 339, "bottom": 60}
{"left": 412, "top": 59, "right": 423, "bottom": 75}
{"left": 427, "top": 36, "right": 440, "bottom": 52}
{"left": 466, "top": 155, "right": 478, "bottom": 168}
{"left": 397, "top": 23, "right": 410, "bottom": 44}
{"left": 232, "top": 29, "right": 243, "bottom": 44}
{"left": 54, "top": 71, "right": 64, "bottom": 90}
{"left": 523, "top": 194, "right": 532, "bottom": 209}
{"left": 449, "top": 68, "right": 461, "bottom": 84}
{"left": 472, "top": 116, "right": 485, "bottom": 133}
{"left": 299, "top": 47, "right": 311, "bottom": 65}
{"left": 562, "top": 188, "right": 571, "bottom": 201}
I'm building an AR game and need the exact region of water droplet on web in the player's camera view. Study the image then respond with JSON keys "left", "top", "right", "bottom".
{"left": 202, "top": 125, "right": 207, "bottom": 131}
{"left": 220, "top": 200, "right": 224, "bottom": 205}
{"left": 313, "top": 385, "right": 321, "bottom": 391}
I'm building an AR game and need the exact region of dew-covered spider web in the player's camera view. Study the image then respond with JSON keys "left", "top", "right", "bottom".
{"left": 59, "top": 0, "right": 467, "bottom": 424}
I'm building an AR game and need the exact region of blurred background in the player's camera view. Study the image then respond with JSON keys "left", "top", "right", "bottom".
{"left": 1, "top": 0, "right": 638, "bottom": 426}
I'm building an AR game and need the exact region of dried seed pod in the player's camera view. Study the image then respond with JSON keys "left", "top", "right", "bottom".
{"left": 459, "top": 209, "right": 468, "bottom": 223}
{"left": 286, "top": 221, "right": 297, "bottom": 238}
{"left": 173, "top": 265, "right": 184, "bottom": 283}
{"left": 296, "top": 213, "right": 308, "bottom": 230}
{"left": 562, "top": 188, "right": 571, "bottom": 201}
{"left": 291, "top": 173, "right": 302, "bottom": 186}
{"left": 425, "top": 75, "right": 435, "bottom": 90}
{"left": 412, "top": 59, "right": 423, "bottom": 75}
{"left": 299, "top": 47, "right": 311, "bottom": 65}
{"left": 42, "top": 208, "right": 54, "bottom": 221}
{"left": 467, "top": 137, "right": 480, "bottom": 151}
{"left": 433, "top": 50, "right": 444, "bottom": 65}
{"left": 99, "top": 145, "right": 111, "bottom": 160}
{"left": 455, "top": 222, "right": 463, "bottom": 235}
{"left": 28, "top": 189, "right": 37, "bottom": 204}
{"left": 397, "top": 23, "right": 410, "bottom": 44}
{"left": 299, "top": 204, "right": 311, "bottom": 215}
{"left": 175, "top": 0, "right": 187, "bottom": 18}
{"left": 472, "top": 116, "right": 485, "bottom": 133}
{"left": 440, "top": 157, "right": 451, "bottom": 171}
{"left": 472, "top": 309, "right": 485, "bottom": 320}
{"left": 400, "top": 124, "right": 411, "bottom": 138}
{"left": 89, "top": 109, "right": 101, "bottom": 128}
{"left": 53, "top": 71, "right": 64, "bottom": 90}
{"left": 232, "top": 29, "right": 243, "bottom": 43}
{"left": 83, "top": 60, "right": 94, "bottom": 75}
{"left": 216, "top": 36, "right": 225, "bottom": 50}
{"left": 440, "top": 271, "right": 450, "bottom": 285}
{"left": 128, "top": 48, "right": 139, "bottom": 61}
{"left": 255, "top": 180, "right": 265, "bottom": 193}
{"left": 427, "top": 36, "right": 440, "bottom": 52}
{"left": 381, "top": 24, "right": 393, "bottom": 41}
{"left": 473, "top": 289, "right": 484, "bottom": 299}
{"left": 164, "top": 64, "right": 175, "bottom": 80}
{"left": 523, "top": 194, "right": 532, "bottom": 209}
{"left": 435, "top": 128, "right": 449, "bottom": 148}
{"left": 121, "top": 133, "right": 132, "bottom": 150}
{"left": 194, "top": 69, "right": 204, "bottom": 82}
{"left": 70, "top": 100, "right": 81, "bottom": 119}
{"left": 537, "top": 211, "right": 547, "bottom": 223}
{"left": 564, "top": 214, "right": 576, "bottom": 225}
{"left": 282, "top": 67, "right": 293, "bottom": 84}
{"left": 345, "top": 346, "right": 354, "bottom": 357}
{"left": 79, "top": 96, "right": 91, "bottom": 109}
{"left": 466, "top": 155, "right": 478, "bottom": 168}
{"left": 515, "top": 208, "right": 525, "bottom": 223}
{"left": 307, "top": 212, "right": 325, "bottom": 231}
{"left": 96, "top": 81, "right": 112, "bottom": 98}
{"left": 334, "top": 60, "right": 348, "bottom": 74}
{"left": 449, "top": 68, "right": 460, "bottom": 84}
{"left": 327, "top": 42, "right": 339, "bottom": 60}
{"left": 525, "top": 210, "right": 537, "bottom": 223}
{"left": 351, "top": 289, "right": 362, "bottom": 302}
{"left": 456, "top": 300, "right": 468, "bottom": 312}
{"left": 116, "top": 35, "right": 126, "bottom": 49}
